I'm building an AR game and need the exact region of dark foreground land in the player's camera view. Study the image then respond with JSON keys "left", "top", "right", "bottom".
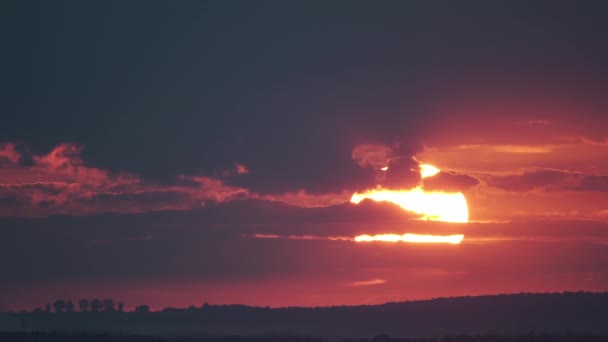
{"left": 2, "top": 293, "right": 608, "bottom": 337}
{"left": 3, "top": 332, "right": 608, "bottom": 342}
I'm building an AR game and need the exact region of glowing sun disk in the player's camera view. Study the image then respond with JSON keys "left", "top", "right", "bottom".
{"left": 351, "top": 163, "right": 468, "bottom": 223}
{"left": 351, "top": 187, "right": 468, "bottom": 223}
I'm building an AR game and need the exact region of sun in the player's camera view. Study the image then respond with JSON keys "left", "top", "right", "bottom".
{"left": 351, "top": 163, "right": 469, "bottom": 223}
{"left": 351, "top": 163, "right": 468, "bottom": 244}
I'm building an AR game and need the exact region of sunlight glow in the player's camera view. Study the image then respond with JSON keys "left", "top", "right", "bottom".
{"left": 354, "top": 233, "right": 464, "bottom": 244}
{"left": 419, "top": 164, "right": 440, "bottom": 178}
{"left": 351, "top": 187, "right": 468, "bottom": 223}
{"left": 350, "top": 163, "right": 469, "bottom": 223}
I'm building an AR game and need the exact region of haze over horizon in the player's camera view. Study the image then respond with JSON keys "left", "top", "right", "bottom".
{"left": 2, "top": 1, "right": 608, "bottom": 311}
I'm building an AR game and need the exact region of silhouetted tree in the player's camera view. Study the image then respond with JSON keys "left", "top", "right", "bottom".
{"left": 52, "top": 299, "right": 66, "bottom": 313}
{"left": 372, "top": 334, "right": 391, "bottom": 342}
{"left": 65, "top": 300, "right": 75, "bottom": 312}
{"left": 135, "top": 304, "right": 150, "bottom": 313}
{"left": 44, "top": 304, "right": 51, "bottom": 312}
{"left": 91, "top": 299, "right": 101, "bottom": 313}
{"left": 78, "top": 299, "right": 90, "bottom": 312}
{"left": 102, "top": 299, "right": 115, "bottom": 312}
{"left": 117, "top": 302, "right": 124, "bottom": 312}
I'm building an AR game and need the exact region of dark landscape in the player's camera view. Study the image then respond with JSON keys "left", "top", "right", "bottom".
{"left": 2, "top": 293, "right": 608, "bottom": 338}
{"left": 3, "top": 332, "right": 608, "bottom": 342}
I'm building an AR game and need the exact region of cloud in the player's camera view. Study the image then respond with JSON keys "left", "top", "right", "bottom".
{"left": 422, "top": 171, "right": 479, "bottom": 192}
{"left": 349, "top": 279, "right": 386, "bottom": 287}
{"left": 592, "top": 210, "right": 608, "bottom": 220}
{"left": 262, "top": 189, "right": 350, "bottom": 207}
{"left": 180, "top": 175, "right": 252, "bottom": 203}
{"left": 221, "top": 162, "right": 250, "bottom": 177}
{"left": 383, "top": 157, "right": 420, "bottom": 189}
{"left": 492, "top": 145, "right": 554, "bottom": 154}
{"left": 0, "top": 143, "right": 20, "bottom": 164}
{"left": 235, "top": 163, "right": 249, "bottom": 175}
{"left": 3, "top": 142, "right": 409, "bottom": 218}
{"left": 352, "top": 144, "right": 393, "bottom": 170}
{"left": 0, "top": 142, "right": 428, "bottom": 218}
{"left": 0, "top": 143, "right": 444, "bottom": 217}
{"left": 351, "top": 143, "right": 425, "bottom": 190}
{"left": 526, "top": 120, "right": 551, "bottom": 125}
{"left": 0, "top": 143, "right": 138, "bottom": 186}
{"left": 486, "top": 169, "right": 608, "bottom": 193}
{"left": 419, "top": 140, "right": 608, "bottom": 174}
{"left": 0, "top": 143, "right": 255, "bottom": 217}
{"left": 581, "top": 137, "right": 608, "bottom": 147}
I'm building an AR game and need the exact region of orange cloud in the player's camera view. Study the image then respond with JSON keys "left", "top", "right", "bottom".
{"left": 349, "top": 279, "right": 386, "bottom": 286}
{"left": 414, "top": 127, "right": 608, "bottom": 222}
{"left": 0, "top": 143, "right": 254, "bottom": 217}
{"left": 492, "top": 145, "right": 554, "bottom": 154}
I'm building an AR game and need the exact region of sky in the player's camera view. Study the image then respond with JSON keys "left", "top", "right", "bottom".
{"left": 2, "top": 1, "right": 608, "bottom": 311}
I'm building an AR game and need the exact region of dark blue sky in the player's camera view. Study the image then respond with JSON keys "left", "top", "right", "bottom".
{"left": 4, "top": 1, "right": 608, "bottom": 194}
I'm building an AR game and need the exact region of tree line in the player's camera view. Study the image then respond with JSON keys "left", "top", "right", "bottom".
{"left": 31, "top": 299, "right": 150, "bottom": 314}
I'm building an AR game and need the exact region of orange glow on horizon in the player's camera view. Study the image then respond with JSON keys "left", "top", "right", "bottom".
{"left": 351, "top": 163, "right": 468, "bottom": 223}
{"left": 354, "top": 233, "right": 464, "bottom": 244}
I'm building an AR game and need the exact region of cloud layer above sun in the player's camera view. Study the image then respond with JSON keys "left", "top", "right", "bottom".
{"left": 2, "top": 125, "right": 608, "bottom": 223}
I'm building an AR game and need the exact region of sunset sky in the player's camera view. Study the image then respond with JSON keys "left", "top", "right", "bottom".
{"left": 2, "top": 1, "right": 608, "bottom": 311}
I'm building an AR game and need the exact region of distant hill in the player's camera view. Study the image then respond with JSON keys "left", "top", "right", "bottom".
{"left": 2, "top": 332, "right": 608, "bottom": 342}
{"left": 2, "top": 292, "right": 608, "bottom": 338}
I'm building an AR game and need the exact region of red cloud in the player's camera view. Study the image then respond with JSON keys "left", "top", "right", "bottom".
{"left": 0, "top": 143, "right": 138, "bottom": 186}
{"left": 0, "top": 143, "right": 256, "bottom": 217}
{"left": 235, "top": 162, "right": 249, "bottom": 175}
{"left": 0, "top": 143, "right": 20, "bottom": 164}
{"left": 221, "top": 162, "right": 250, "bottom": 177}
{"left": 0, "top": 143, "right": 359, "bottom": 218}
{"left": 179, "top": 175, "right": 251, "bottom": 203}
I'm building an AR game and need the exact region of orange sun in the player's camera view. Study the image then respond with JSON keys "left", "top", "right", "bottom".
{"left": 351, "top": 163, "right": 469, "bottom": 223}
{"left": 351, "top": 163, "right": 468, "bottom": 244}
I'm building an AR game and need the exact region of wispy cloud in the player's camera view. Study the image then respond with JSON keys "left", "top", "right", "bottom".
{"left": 349, "top": 279, "right": 386, "bottom": 287}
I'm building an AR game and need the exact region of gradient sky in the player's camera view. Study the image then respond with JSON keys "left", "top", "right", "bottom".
{"left": 2, "top": 1, "right": 608, "bottom": 311}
